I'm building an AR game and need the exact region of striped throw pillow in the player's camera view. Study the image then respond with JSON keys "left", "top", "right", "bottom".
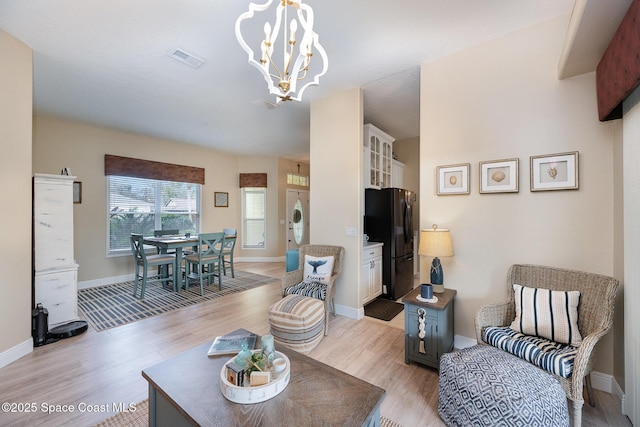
{"left": 509, "top": 284, "right": 582, "bottom": 346}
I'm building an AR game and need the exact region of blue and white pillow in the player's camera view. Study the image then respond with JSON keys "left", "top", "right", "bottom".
{"left": 510, "top": 284, "right": 582, "bottom": 346}
{"left": 303, "top": 255, "right": 334, "bottom": 285}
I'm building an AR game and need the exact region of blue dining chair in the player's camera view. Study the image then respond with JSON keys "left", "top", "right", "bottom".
{"left": 221, "top": 228, "right": 237, "bottom": 278}
{"left": 184, "top": 232, "right": 224, "bottom": 295}
{"left": 130, "top": 233, "right": 177, "bottom": 298}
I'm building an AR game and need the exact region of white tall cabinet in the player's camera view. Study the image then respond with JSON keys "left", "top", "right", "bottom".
{"left": 33, "top": 174, "right": 79, "bottom": 327}
{"left": 392, "top": 159, "right": 405, "bottom": 189}
{"left": 364, "top": 124, "right": 395, "bottom": 189}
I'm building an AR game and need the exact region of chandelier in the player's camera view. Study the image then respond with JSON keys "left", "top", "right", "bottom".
{"left": 235, "top": 0, "right": 328, "bottom": 103}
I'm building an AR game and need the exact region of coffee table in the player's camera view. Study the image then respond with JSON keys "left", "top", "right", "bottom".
{"left": 142, "top": 330, "right": 386, "bottom": 426}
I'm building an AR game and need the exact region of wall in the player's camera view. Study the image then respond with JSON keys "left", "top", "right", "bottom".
{"left": 310, "top": 88, "right": 363, "bottom": 317}
{"left": 612, "top": 119, "right": 625, "bottom": 393}
{"left": 0, "top": 30, "right": 33, "bottom": 365}
{"left": 32, "top": 116, "right": 283, "bottom": 284}
{"left": 622, "top": 87, "right": 640, "bottom": 424}
{"left": 420, "top": 15, "right": 619, "bottom": 377}
{"left": 393, "top": 137, "right": 420, "bottom": 233}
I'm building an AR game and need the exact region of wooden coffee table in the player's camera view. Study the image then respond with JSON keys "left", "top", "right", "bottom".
{"left": 142, "top": 330, "right": 386, "bottom": 426}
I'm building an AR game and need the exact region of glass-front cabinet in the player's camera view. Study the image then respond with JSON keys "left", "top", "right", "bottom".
{"left": 364, "top": 123, "right": 395, "bottom": 189}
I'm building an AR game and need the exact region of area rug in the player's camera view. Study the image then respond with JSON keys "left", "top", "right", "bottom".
{"left": 93, "top": 399, "right": 402, "bottom": 427}
{"left": 364, "top": 297, "right": 404, "bottom": 321}
{"left": 78, "top": 271, "right": 277, "bottom": 332}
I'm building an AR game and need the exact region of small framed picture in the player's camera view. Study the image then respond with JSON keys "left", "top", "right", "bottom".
{"left": 214, "top": 191, "right": 229, "bottom": 207}
{"left": 436, "top": 163, "right": 470, "bottom": 195}
{"left": 73, "top": 181, "right": 82, "bottom": 204}
{"left": 479, "top": 158, "right": 519, "bottom": 194}
{"left": 530, "top": 151, "right": 579, "bottom": 191}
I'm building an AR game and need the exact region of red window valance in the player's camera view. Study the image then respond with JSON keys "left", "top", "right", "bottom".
{"left": 104, "top": 154, "right": 205, "bottom": 185}
{"left": 596, "top": 0, "right": 640, "bottom": 121}
{"left": 239, "top": 173, "right": 267, "bottom": 187}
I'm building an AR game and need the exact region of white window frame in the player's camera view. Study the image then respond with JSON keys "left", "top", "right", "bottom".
{"left": 106, "top": 175, "right": 201, "bottom": 257}
{"left": 242, "top": 187, "right": 266, "bottom": 249}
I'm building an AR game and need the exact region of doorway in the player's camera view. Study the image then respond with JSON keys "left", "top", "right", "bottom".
{"left": 286, "top": 189, "right": 309, "bottom": 250}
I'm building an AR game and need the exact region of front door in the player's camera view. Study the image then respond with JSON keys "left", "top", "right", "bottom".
{"left": 286, "top": 189, "right": 309, "bottom": 251}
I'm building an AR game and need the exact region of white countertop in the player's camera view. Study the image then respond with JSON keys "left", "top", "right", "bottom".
{"left": 363, "top": 241, "right": 383, "bottom": 248}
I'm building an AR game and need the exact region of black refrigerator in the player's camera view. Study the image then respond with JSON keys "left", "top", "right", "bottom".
{"left": 365, "top": 188, "right": 415, "bottom": 300}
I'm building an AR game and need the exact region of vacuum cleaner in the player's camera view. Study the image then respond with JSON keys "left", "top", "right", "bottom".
{"left": 32, "top": 303, "right": 88, "bottom": 347}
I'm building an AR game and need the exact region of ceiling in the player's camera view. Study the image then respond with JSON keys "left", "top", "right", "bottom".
{"left": 0, "top": 1, "right": 627, "bottom": 161}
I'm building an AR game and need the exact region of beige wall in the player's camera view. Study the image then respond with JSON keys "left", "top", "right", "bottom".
{"left": 612, "top": 119, "right": 625, "bottom": 391}
{"left": 394, "top": 137, "right": 420, "bottom": 232}
{"left": 32, "top": 115, "right": 286, "bottom": 284}
{"left": 623, "top": 87, "right": 640, "bottom": 424}
{"left": 420, "top": 16, "right": 619, "bottom": 376}
{"left": 0, "top": 30, "right": 32, "bottom": 360}
{"left": 310, "top": 88, "right": 364, "bottom": 315}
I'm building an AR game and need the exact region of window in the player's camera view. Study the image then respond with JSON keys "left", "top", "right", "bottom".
{"left": 286, "top": 172, "right": 309, "bottom": 187}
{"left": 107, "top": 175, "right": 201, "bottom": 255}
{"left": 242, "top": 187, "right": 266, "bottom": 249}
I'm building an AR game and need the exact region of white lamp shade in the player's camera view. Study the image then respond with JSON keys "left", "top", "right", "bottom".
{"left": 419, "top": 228, "right": 454, "bottom": 257}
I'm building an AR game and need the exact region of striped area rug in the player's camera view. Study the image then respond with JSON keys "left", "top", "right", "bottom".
{"left": 78, "top": 271, "right": 277, "bottom": 332}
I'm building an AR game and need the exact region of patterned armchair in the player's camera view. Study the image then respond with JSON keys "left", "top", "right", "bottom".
{"left": 475, "top": 264, "right": 619, "bottom": 427}
{"left": 281, "top": 244, "right": 345, "bottom": 335}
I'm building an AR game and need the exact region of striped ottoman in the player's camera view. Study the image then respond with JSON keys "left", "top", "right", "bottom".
{"left": 438, "top": 345, "right": 569, "bottom": 426}
{"left": 268, "top": 295, "right": 325, "bottom": 354}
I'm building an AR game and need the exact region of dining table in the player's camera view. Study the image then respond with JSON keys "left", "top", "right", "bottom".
{"left": 143, "top": 234, "right": 199, "bottom": 290}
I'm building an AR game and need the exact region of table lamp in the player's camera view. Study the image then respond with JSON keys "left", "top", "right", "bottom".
{"left": 419, "top": 224, "right": 454, "bottom": 293}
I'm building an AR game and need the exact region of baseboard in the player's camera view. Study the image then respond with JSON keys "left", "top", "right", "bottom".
{"left": 234, "top": 256, "right": 285, "bottom": 263}
{"left": 454, "top": 334, "right": 477, "bottom": 349}
{"left": 335, "top": 303, "right": 361, "bottom": 320}
{"left": 0, "top": 338, "right": 32, "bottom": 369}
{"left": 612, "top": 376, "right": 627, "bottom": 415}
{"left": 590, "top": 371, "right": 613, "bottom": 393}
{"left": 78, "top": 274, "right": 133, "bottom": 289}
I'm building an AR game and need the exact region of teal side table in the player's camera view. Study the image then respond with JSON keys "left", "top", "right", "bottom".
{"left": 402, "top": 287, "right": 456, "bottom": 369}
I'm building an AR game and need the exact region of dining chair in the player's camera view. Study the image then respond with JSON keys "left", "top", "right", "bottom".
{"left": 130, "top": 233, "right": 177, "bottom": 298}
{"left": 221, "top": 228, "right": 237, "bottom": 278}
{"left": 154, "top": 229, "right": 179, "bottom": 237}
{"left": 152, "top": 229, "right": 180, "bottom": 275}
{"left": 184, "top": 232, "right": 224, "bottom": 295}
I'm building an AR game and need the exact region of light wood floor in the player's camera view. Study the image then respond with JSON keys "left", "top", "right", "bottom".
{"left": 0, "top": 262, "right": 631, "bottom": 427}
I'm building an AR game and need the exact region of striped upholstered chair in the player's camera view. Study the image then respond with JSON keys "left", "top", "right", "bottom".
{"left": 475, "top": 264, "right": 619, "bottom": 427}
{"left": 281, "top": 244, "right": 345, "bottom": 335}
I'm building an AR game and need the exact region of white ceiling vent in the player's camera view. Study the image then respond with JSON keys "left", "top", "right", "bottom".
{"left": 251, "top": 98, "right": 280, "bottom": 110}
{"left": 167, "top": 48, "right": 206, "bottom": 69}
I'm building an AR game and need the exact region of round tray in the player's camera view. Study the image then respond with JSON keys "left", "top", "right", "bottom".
{"left": 220, "top": 351, "right": 290, "bottom": 404}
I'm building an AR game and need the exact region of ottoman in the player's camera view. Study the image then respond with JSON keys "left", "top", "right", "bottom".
{"left": 438, "top": 345, "right": 569, "bottom": 427}
{"left": 268, "top": 294, "right": 325, "bottom": 354}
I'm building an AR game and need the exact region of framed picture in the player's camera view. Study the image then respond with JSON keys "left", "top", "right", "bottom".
{"left": 530, "top": 151, "right": 579, "bottom": 191}
{"left": 73, "top": 181, "right": 82, "bottom": 204}
{"left": 436, "top": 163, "right": 470, "bottom": 195}
{"left": 479, "top": 158, "right": 519, "bottom": 194}
{"left": 214, "top": 191, "right": 229, "bottom": 207}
